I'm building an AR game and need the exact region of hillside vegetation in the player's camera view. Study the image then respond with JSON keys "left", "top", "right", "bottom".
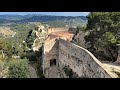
{"left": 84, "top": 12, "right": 120, "bottom": 62}
{"left": 1, "top": 13, "right": 120, "bottom": 78}
{"left": 0, "top": 27, "right": 16, "bottom": 36}
{"left": 0, "top": 14, "right": 88, "bottom": 78}
{"left": 0, "top": 15, "right": 87, "bottom": 28}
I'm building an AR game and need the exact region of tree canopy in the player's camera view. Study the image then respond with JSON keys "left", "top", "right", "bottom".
{"left": 85, "top": 12, "right": 120, "bottom": 61}
{"left": 0, "top": 39, "right": 13, "bottom": 58}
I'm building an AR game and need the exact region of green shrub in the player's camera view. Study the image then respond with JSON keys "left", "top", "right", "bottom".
{"left": 8, "top": 59, "right": 30, "bottom": 78}
{"left": 0, "top": 60, "right": 9, "bottom": 78}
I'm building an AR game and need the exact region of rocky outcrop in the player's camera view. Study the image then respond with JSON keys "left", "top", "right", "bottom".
{"left": 32, "top": 24, "right": 48, "bottom": 51}
{"left": 32, "top": 26, "right": 72, "bottom": 51}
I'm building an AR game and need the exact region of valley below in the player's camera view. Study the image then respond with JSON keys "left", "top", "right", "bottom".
{"left": 1, "top": 12, "right": 120, "bottom": 78}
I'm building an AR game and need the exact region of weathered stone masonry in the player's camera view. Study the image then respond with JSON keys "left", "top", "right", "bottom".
{"left": 42, "top": 38, "right": 60, "bottom": 78}
{"left": 58, "top": 39, "right": 112, "bottom": 78}
{"left": 42, "top": 38, "right": 113, "bottom": 78}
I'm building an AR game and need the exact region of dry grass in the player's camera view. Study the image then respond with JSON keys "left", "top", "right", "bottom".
{"left": 0, "top": 27, "right": 16, "bottom": 36}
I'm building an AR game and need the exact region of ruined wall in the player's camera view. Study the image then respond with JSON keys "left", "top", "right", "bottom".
{"left": 43, "top": 38, "right": 60, "bottom": 78}
{"left": 48, "top": 27, "right": 69, "bottom": 34}
{"left": 58, "top": 39, "right": 112, "bottom": 78}
{"left": 43, "top": 38, "right": 113, "bottom": 78}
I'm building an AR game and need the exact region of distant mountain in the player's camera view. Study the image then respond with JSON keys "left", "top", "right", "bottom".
{"left": 0, "top": 14, "right": 53, "bottom": 21}
{"left": 0, "top": 15, "right": 24, "bottom": 20}
{"left": 0, "top": 19, "right": 14, "bottom": 23}
{"left": 17, "top": 16, "right": 87, "bottom": 23}
{"left": 0, "top": 14, "right": 87, "bottom": 25}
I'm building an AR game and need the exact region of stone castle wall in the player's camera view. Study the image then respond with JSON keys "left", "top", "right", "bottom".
{"left": 48, "top": 27, "right": 69, "bottom": 34}
{"left": 58, "top": 39, "right": 112, "bottom": 78}
{"left": 43, "top": 38, "right": 112, "bottom": 78}
{"left": 43, "top": 38, "right": 60, "bottom": 78}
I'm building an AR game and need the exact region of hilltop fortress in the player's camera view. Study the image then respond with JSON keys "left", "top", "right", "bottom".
{"left": 33, "top": 24, "right": 120, "bottom": 78}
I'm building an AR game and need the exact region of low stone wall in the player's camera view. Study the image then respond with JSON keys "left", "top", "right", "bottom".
{"left": 58, "top": 39, "right": 112, "bottom": 78}
{"left": 48, "top": 27, "right": 69, "bottom": 34}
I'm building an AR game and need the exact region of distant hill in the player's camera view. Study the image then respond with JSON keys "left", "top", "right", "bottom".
{"left": 17, "top": 16, "right": 87, "bottom": 23}
{"left": 0, "top": 14, "right": 54, "bottom": 21}
{"left": 0, "top": 14, "right": 43, "bottom": 20}
{"left": 0, "top": 14, "right": 87, "bottom": 27}
{"left": 0, "top": 15, "right": 24, "bottom": 20}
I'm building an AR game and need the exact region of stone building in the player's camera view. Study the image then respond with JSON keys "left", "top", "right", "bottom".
{"left": 32, "top": 27, "right": 71, "bottom": 51}
{"left": 31, "top": 26, "right": 119, "bottom": 78}
{"left": 42, "top": 28, "right": 119, "bottom": 78}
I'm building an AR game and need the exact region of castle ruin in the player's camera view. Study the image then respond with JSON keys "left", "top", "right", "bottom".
{"left": 41, "top": 28, "right": 119, "bottom": 78}
{"left": 32, "top": 25, "right": 119, "bottom": 78}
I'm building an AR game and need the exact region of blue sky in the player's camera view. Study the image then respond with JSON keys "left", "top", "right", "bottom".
{"left": 0, "top": 12, "right": 89, "bottom": 16}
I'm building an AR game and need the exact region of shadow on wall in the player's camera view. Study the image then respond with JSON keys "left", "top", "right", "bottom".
{"left": 44, "top": 39, "right": 59, "bottom": 68}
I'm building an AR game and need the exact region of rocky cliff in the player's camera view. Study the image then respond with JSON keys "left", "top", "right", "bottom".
{"left": 32, "top": 24, "right": 48, "bottom": 51}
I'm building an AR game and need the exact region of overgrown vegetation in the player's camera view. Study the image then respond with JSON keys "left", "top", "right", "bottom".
{"left": 26, "top": 30, "right": 36, "bottom": 48}
{"left": 0, "top": 14, "right": 88, "bottom": 78}
{"left": 0, "top": 23, "right": 44, "bottom": 78}
{"left": 85, "top": 12, "right": 120, "bottom": 62}
{"left": 0, "top": 59, "right": 30, "bottom": 78}
{"left": 0, "top": 38, "right": 13, "bottom": 59}
{"left": 43, "top": 21, "right": 66, "bottom": 28}
{"left": 0, "top": 60, "right": 9, "bottom": 78}
{"left": 8, "top": 59, "right": 30, "bottom": 78}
